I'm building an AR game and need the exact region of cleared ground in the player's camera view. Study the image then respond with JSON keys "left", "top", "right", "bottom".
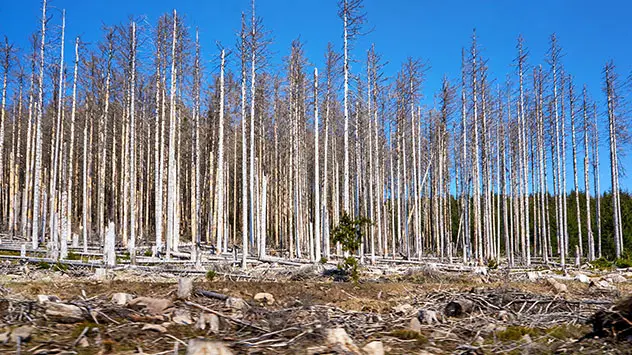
{"left": 0, "top": 259, "right": 629, "bottom": 354}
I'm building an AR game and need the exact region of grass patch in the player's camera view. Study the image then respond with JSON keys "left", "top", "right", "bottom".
{"left": 389, "top": 329, "right": 428, "bottom": 345}
{"left": 545, "top": 324, "right": 585, "bottom": 340}
{"left": 70, "top": 322, "right": 101, "bottom": 338}
{"left": 116, "top": 251, "right": 131, "bottom": 263}
{"left": 495, "top": 326, "right": 541, "bottom": 342}
{"left": 491, "top": 324, "right": 586, "bottom": 344}
{"left": 590, "top": 256, "right": 632, "bottom": 270}
{"left": 0, "top": 250, "right": 21, "bottom": 257}
{"left": 615, "top": 258, "right": 632, "bottom": 269}
{"left": 67, "top": 251, "right": 82, "bottom": 261}
{"left": 53, "top": 262, "right": 69, "bottom": 272}
{"left": 590, "top": 257, "right": 614, "bottom": 270}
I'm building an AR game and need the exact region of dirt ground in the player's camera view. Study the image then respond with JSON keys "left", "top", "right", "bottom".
{"left": 0, "top": 260, "right": 630, "bottom": 354}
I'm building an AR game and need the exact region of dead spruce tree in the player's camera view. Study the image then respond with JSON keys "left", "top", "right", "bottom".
{"left": 4, "top": 2, "right": 631, "bottom": 268}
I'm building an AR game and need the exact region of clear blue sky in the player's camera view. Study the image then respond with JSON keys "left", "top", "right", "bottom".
{"left": 1, "top": 0, "right": 631, "bottom": 191}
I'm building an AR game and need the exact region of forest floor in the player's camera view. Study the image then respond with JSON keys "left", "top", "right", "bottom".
{"left": 0, "top": 258, "right": 630, "bottom": 354}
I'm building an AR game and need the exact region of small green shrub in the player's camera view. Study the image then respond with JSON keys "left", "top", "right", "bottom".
{"left": 206, "top": 270, "right": 217, "bottom": 282}
{"left": 487, "top": 258, "right": 498, "bottom": 270}
{"left": 53, "top": 262, "right": 69, "bottom": 272}
{"left": 330, "top": 212, "right": 371, "bottom": 283}
{"left": 590, "top": 257, "right": 613, "bottom": 270}
{"left": 144, "top": 249, "right": 153, "bottom": 257}
{"left": 615, "top": 257, "right": 632, "bottom": 269}
{"left": 338, "top": 256, "right": 359, "bottom": 283}
{"left": 37, "top": 261, "right": 51, "bottom": 270}
{"left": 319, "top": 256, "right": 328, "bottom": 264}
{"left": 546, "top": 324, "right": 584, "bottom": 340}
{"left": 67, "top": 251, "right": 80, "bottom": 261}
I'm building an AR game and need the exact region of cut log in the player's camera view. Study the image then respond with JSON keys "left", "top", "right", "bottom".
{"left": 197, "top": 290, "right": 229, "bottom": 301}
{"left": 44, "top": 302, "right": 85, "bottom": 323}
{"left": 177, "top": 278, "right": 193, "bottom": 299}
{"left": 444, "top": 299, "right": 474, "bottom": 317}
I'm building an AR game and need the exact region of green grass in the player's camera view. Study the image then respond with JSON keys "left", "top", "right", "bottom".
{"left": 495, "top": 326, "right": 541, "bottom": 342}
{"left": 389, "top": 329, "right": 428, "bottom": 345}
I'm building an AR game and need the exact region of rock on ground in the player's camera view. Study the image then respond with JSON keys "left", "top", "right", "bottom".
{"left": 142, "top": 323, "right": 168, "bottom": 333}
{"left": 111, "top": 292, "right": 134, "bottom": 306}
{"left": 417, "top": 309, "right": 439, "bottom": 325}
{"left": 225, "top": 297, "right": 248, "bottom": 311}
{"left": 37, "top": 295, "right": 61, "bottom": 304}
{"left": 173, "top": 309, "right": 193, "bottom": 325}
{"left": 44, "top": 302, "right": 85, "bottom": 323}
{"left": 325, "top": 328, "right": 360, "bottom": 353}
{"left": 187, "top": 338, "right": 234, "bottom": 355}
{"left": 10, "top": 326, "right": 33, "bottom": 343}
{"left": 546, "top": 278, "right": 568, "bottom": 294}
{"left": 409, "top": 317, "right": 422, "bottom": 332}
{"left": 254, "top": 292, "right": 275, "bottom": 305}
{"left": 362, "top": 341, "right": 384, "bottom": 355}
{"left": 196, "top": 313, "right": 220, "bottom": 332}
{"left": 128, "top": 297, "right": 173, "bottom": 315}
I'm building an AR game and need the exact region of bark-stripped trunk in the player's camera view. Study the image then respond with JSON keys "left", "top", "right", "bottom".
{"left": 166, "top": 10, "right": 178, "bottom": 258}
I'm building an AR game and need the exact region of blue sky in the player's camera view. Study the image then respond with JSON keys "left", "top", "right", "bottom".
{"left": 1, "top": 0, "right": 631, "bottom": 191}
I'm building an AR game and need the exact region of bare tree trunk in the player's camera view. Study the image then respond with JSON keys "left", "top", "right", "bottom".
{"left": 240, "top": 13, "right": 249, "bottom": 268}
{"left": 154, "top": 33, "right": 163, "bottom": 252}
{"left": 66, "top": 37, "right": 79, "bottom": 248}
{"left": 129, "top": 22, "right": 137, "bottom": 257}
{"left": 593, "top": 103, "right": 602, "bottom": 258}
{"left": 550, "top": 36, "right": 565, "bottom": 266}
{"left": 471, "top": 34, "right": 482, "bottom": 263}
{"left": 215, "top": 49, "right": 226, "bottom": 252}
{"left": 21, "top": 50, "right": 36, "bottom": 239}
{"left": 568, "top": 77, "right": 582, "bottom": 258}
{"left": 166, "top": 10, "right": 178, "bottom": 258}
{"left": 582, "top": 86, "right": 594, "bottom": 261}
{"left": 605, "top": 63, "right": 622, "bottom": 258}
{"left": 313, "top": 67, "right": 321, "bottom": 261}
{"left": 249, "top": 1, "right": 258, "bottom": 257}
{"left": 517, "top": 37, "right": 530, "bottom": 265}
{"left": 82, "top": 102, "right": 89, "bottom": 252}
{"left": 0, "top": 38, "right": 10, "bottom": 230}
{"left": 49, "top": 10, "right": 66, "bottom": 258}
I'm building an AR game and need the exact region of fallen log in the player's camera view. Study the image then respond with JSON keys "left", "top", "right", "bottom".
{"left": 444, "top": 298, "right": 474, "bottom": 318}
{"left": 197, "top": 290, "right": 229, "bottom": 301}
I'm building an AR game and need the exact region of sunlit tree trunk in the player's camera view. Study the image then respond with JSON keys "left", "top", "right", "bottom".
{"left": 66, "top": 37, "right": 79, "bottom": 247}
{"left": 605, "top": 63, "right": 622, "bottom": 258}
{"left": 568, "top": 77, "right": 582, "bottom": 258}
{"left": 215, "top": 48, "right": 226, "bottom": 253}
{"left": 582, "top": 86, "right": 594, "bottom": 261}
{"left": 166, "top": 10, "right": 178, "bottom": 258}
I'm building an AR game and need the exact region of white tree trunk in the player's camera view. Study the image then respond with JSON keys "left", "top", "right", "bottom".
{"left": 166, "top": 10, "right": 178, "bottom": 258}
{"left": 129, "top": 22, "right": 137, "bottom": 257}
{"left": 313, "top": 67, "right": 321, "bottom": 261}
{"left": 215, "top": 49, "right": 226, "bottom": 253}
